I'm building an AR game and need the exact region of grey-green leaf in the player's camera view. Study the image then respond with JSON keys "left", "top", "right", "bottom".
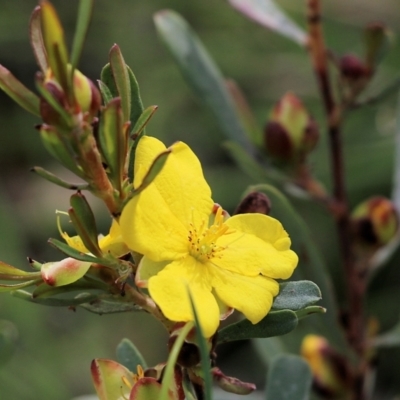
{"left": 154, "top": 10, "right": 251, "bottom": 150}
{"left": 229, "top": 0, "right": 307, "bottom": 47}
{"left": 272, "top": 281, "right": 321, "bottom": 311}
{"left": 217, "top": 310, "right": 298, "bottom": 344}
{"left": 116, "top": 338, "right": 148, "bottom": 372}
{"left": 266, "top": 355, "right": 312, "bottom": 400}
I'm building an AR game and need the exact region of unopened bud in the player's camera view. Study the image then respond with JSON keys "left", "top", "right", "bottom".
{"left": 264, "top": 93, "right": 319, "bottom": 163}
{"left": 351, "top": 196, "right": 398, "bottom": 247}
{"left": 41, "top": 257, "right": 92, "bottom": 286}
{"left": 212, "top": 367, "right": 256, "bottom": 395}
{"left": 339, "top": 54, "right": 369, "bottom": 81}
{"left": 72, "top": 68, "right": 101, "bottom": 118}
{"left": 301, "top": 335, "right": 350, "bottom": 397}
{"left": 235, "top": 191, "right": 271, "bottom": 215}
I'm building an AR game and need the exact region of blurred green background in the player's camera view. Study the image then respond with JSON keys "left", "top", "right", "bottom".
{"left": 0, "top": 0, "right": 399, "bottom": 398}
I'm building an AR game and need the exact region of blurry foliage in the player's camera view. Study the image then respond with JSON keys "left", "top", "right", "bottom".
{"left": 0, "top": 0, "right": 399, "bottom": 399}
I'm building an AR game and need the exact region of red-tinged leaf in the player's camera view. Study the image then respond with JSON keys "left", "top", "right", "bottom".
{"left": 30, "top": 6, "right": 48, "bottom": 73}
{"left": 0, "top": 65, "right": 40, "bottom": 116}
{"left": 91, "top": 358, "right": 135, "bottom": 400}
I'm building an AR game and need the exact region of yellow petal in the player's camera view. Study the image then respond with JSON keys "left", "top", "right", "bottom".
{"left": 120, "top": 136, "right": 214, "bottom": 260}
{"left": 148, "top": 257, "right": 220, "bottom": 337}
{"left": 135, "top": 256, "right": 168, "bottom": 288}
{"left": 219, "top": 214, "right": 298, "bottom": 279}
{"left": 211, "top": 267, "right": 279, "bottom": 324}
{"left": 98, "top": 220, "right": 129, "bottom": 257}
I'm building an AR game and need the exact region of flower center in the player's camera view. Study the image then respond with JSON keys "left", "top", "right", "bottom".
{"left": 188, "top": 206, "right": 231, "bottom": 262}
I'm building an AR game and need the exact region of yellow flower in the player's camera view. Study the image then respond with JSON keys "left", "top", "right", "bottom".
{"left": 120, "top": 136, "right": 298, "bottom": 337}
{"left": 58, "top": 215, "right": 129, "bottom": 258}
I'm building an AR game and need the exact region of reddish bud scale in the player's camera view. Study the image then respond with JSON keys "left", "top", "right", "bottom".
{"left": 339, "top": 54, "right": 369, "bottom": 81}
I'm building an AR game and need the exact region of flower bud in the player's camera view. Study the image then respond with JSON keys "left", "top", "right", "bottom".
{"left": 264, "top": 93, "right": 319, "bottom": 163}
{"left": 72, "top": 67, "right": 101, "bottom": 118}
{"left": 301, "top": 335, "right": 350, "bottom": 397}
{"left": 339, "top": 54, "right": 369, "bottom": 82}
{"left": 41, "top": 257, "right": 92, "bottom": 286}
{"left": 235, "top": 191, "right": 271, "bottom": 215}
{"left": 212, "top": 367, "right": 256, "bottom": 395}
{"left": 351, "top": 196, "right": 398, "bottom": 247}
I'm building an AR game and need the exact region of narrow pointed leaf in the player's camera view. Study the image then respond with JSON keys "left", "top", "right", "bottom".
{"left": 188, "top": 289, "right": 212, "bottom": 400}
{"left": 0, "top": 279, "right": 40, "bottom": 292}
{"left": 266, "top": 355, "right": 312, "bottom": 400}
{"left": 98, "top": 80, "right": 113, "bottom": 104}
{"left": 31, "top": 166, "right": 88, "bottom": 190}
{"left": 116, "top": 338, "right": 148, "bottom": 372}
{"left": 11, "top": 289, "right": 98, "bottom": 307}
{"left": 132, "top": 148, "right": 171, "bottom": 194}
{"left": 69, "top": 192, "right": 101, "bottom": 257}
{"left": 0, "top": 261, "right": 41, "bottom": 280}
{"left": 70, "top": 0, "right": 94, "bottom": 70}
{"left": 79, "top": 298, "right": 142, "bottom": 314}
{"left": 128, "top": 105, "right": 159, "bottom": 182}
{"left": 98, "top": 98, "right": 125, "bottom": 188}
{"left": 48, "top": 238, "right": 110, "bottom": 265}
{"left": 39, "top": 125, "right": 85, "bottom": 177}
{"left": 91, "top": 358, "right": 134, "bottom": 400}
{"left": 0, "top": 65, "right": 40, "bottom": 116}
{"left": 229, "top": 0, "right": 307, "bottom": 46}
{"left": 40, "top": 0, "right": 69, "bottom": 91}
{"left": 272, "top": 281, "right": 321, "bottom": 311}
{"left": 154, "top": 10, "right": 251, "bottom": 150}
{"left": 109, "top": 45, "right": 131, "bottom": 123}
{"left": 29, "top": 6, "right": 48, "bottom": 73}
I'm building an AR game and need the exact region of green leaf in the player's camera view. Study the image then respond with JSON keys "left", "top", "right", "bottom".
{"left": 0, "top": 261, "right": 41, "bottom": 280}
{"left": 188, "top": 289, "right": 212, "bottom": 400}
{"left": 98, "top": 80, "right": 113, "bottom": 104}
{"left": 116, "top": 338, "right": 148, "bottom": 372}
{"left": 217, "top": 310, "right": 298, "bottom": 344}
{"left": 0, "top": 65, "right": 40, "bottom": 116}
{"left": 98, "top": 97, "right": 125, "bottom": 190}
{"left": 131, "top": 148, "right": 171, "bottom": 195}
{"left": 70, "top": 0, "right": 94, "bottom": 70}
{"left": 295, "top": 305, "right": 326, "bottom": 320}
{"left": 266, "top": 354, "right": 312, "bottom": 400}
{"left": 128, "top": 105, "right": 159, "bottom": 182}
{"left": 100, "top": 62, "right": 144, "bottom": 131}
{"left": 228, "top": 0, "right": 307, "bottom": 47}
{"left": 11, "top": 289, "right": 98, "bottom": 307}
{"left": 31, "top": 166, "right": 89, "bottom": 190}
{"left": 0, "top": 280, "right": 40, "bottom": 293}
{"left": 29, "top": 6, "right": 48, "bottom": 73}
{"left": 154, "top": 10, "right": 251, "bottom": 150}
{"left": 48, "top": 238, "right": 113, "bottom": 267}
{"left": 272, "top": 281, "right": 321, "bottom": 311}
{"left": 109, "top": 44, "right": 131, "bottom": 123}
{"left": 39, "top": 125, "right": 85, "bottom": 178}
{"left": 370, "top": 319, "right": 400, "bottom": 348}
{"left": 69, "top": 192, "right": 102, "bottom": 257}
{"left": 79, "top": 298, "right": 142, "bottom": 314}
